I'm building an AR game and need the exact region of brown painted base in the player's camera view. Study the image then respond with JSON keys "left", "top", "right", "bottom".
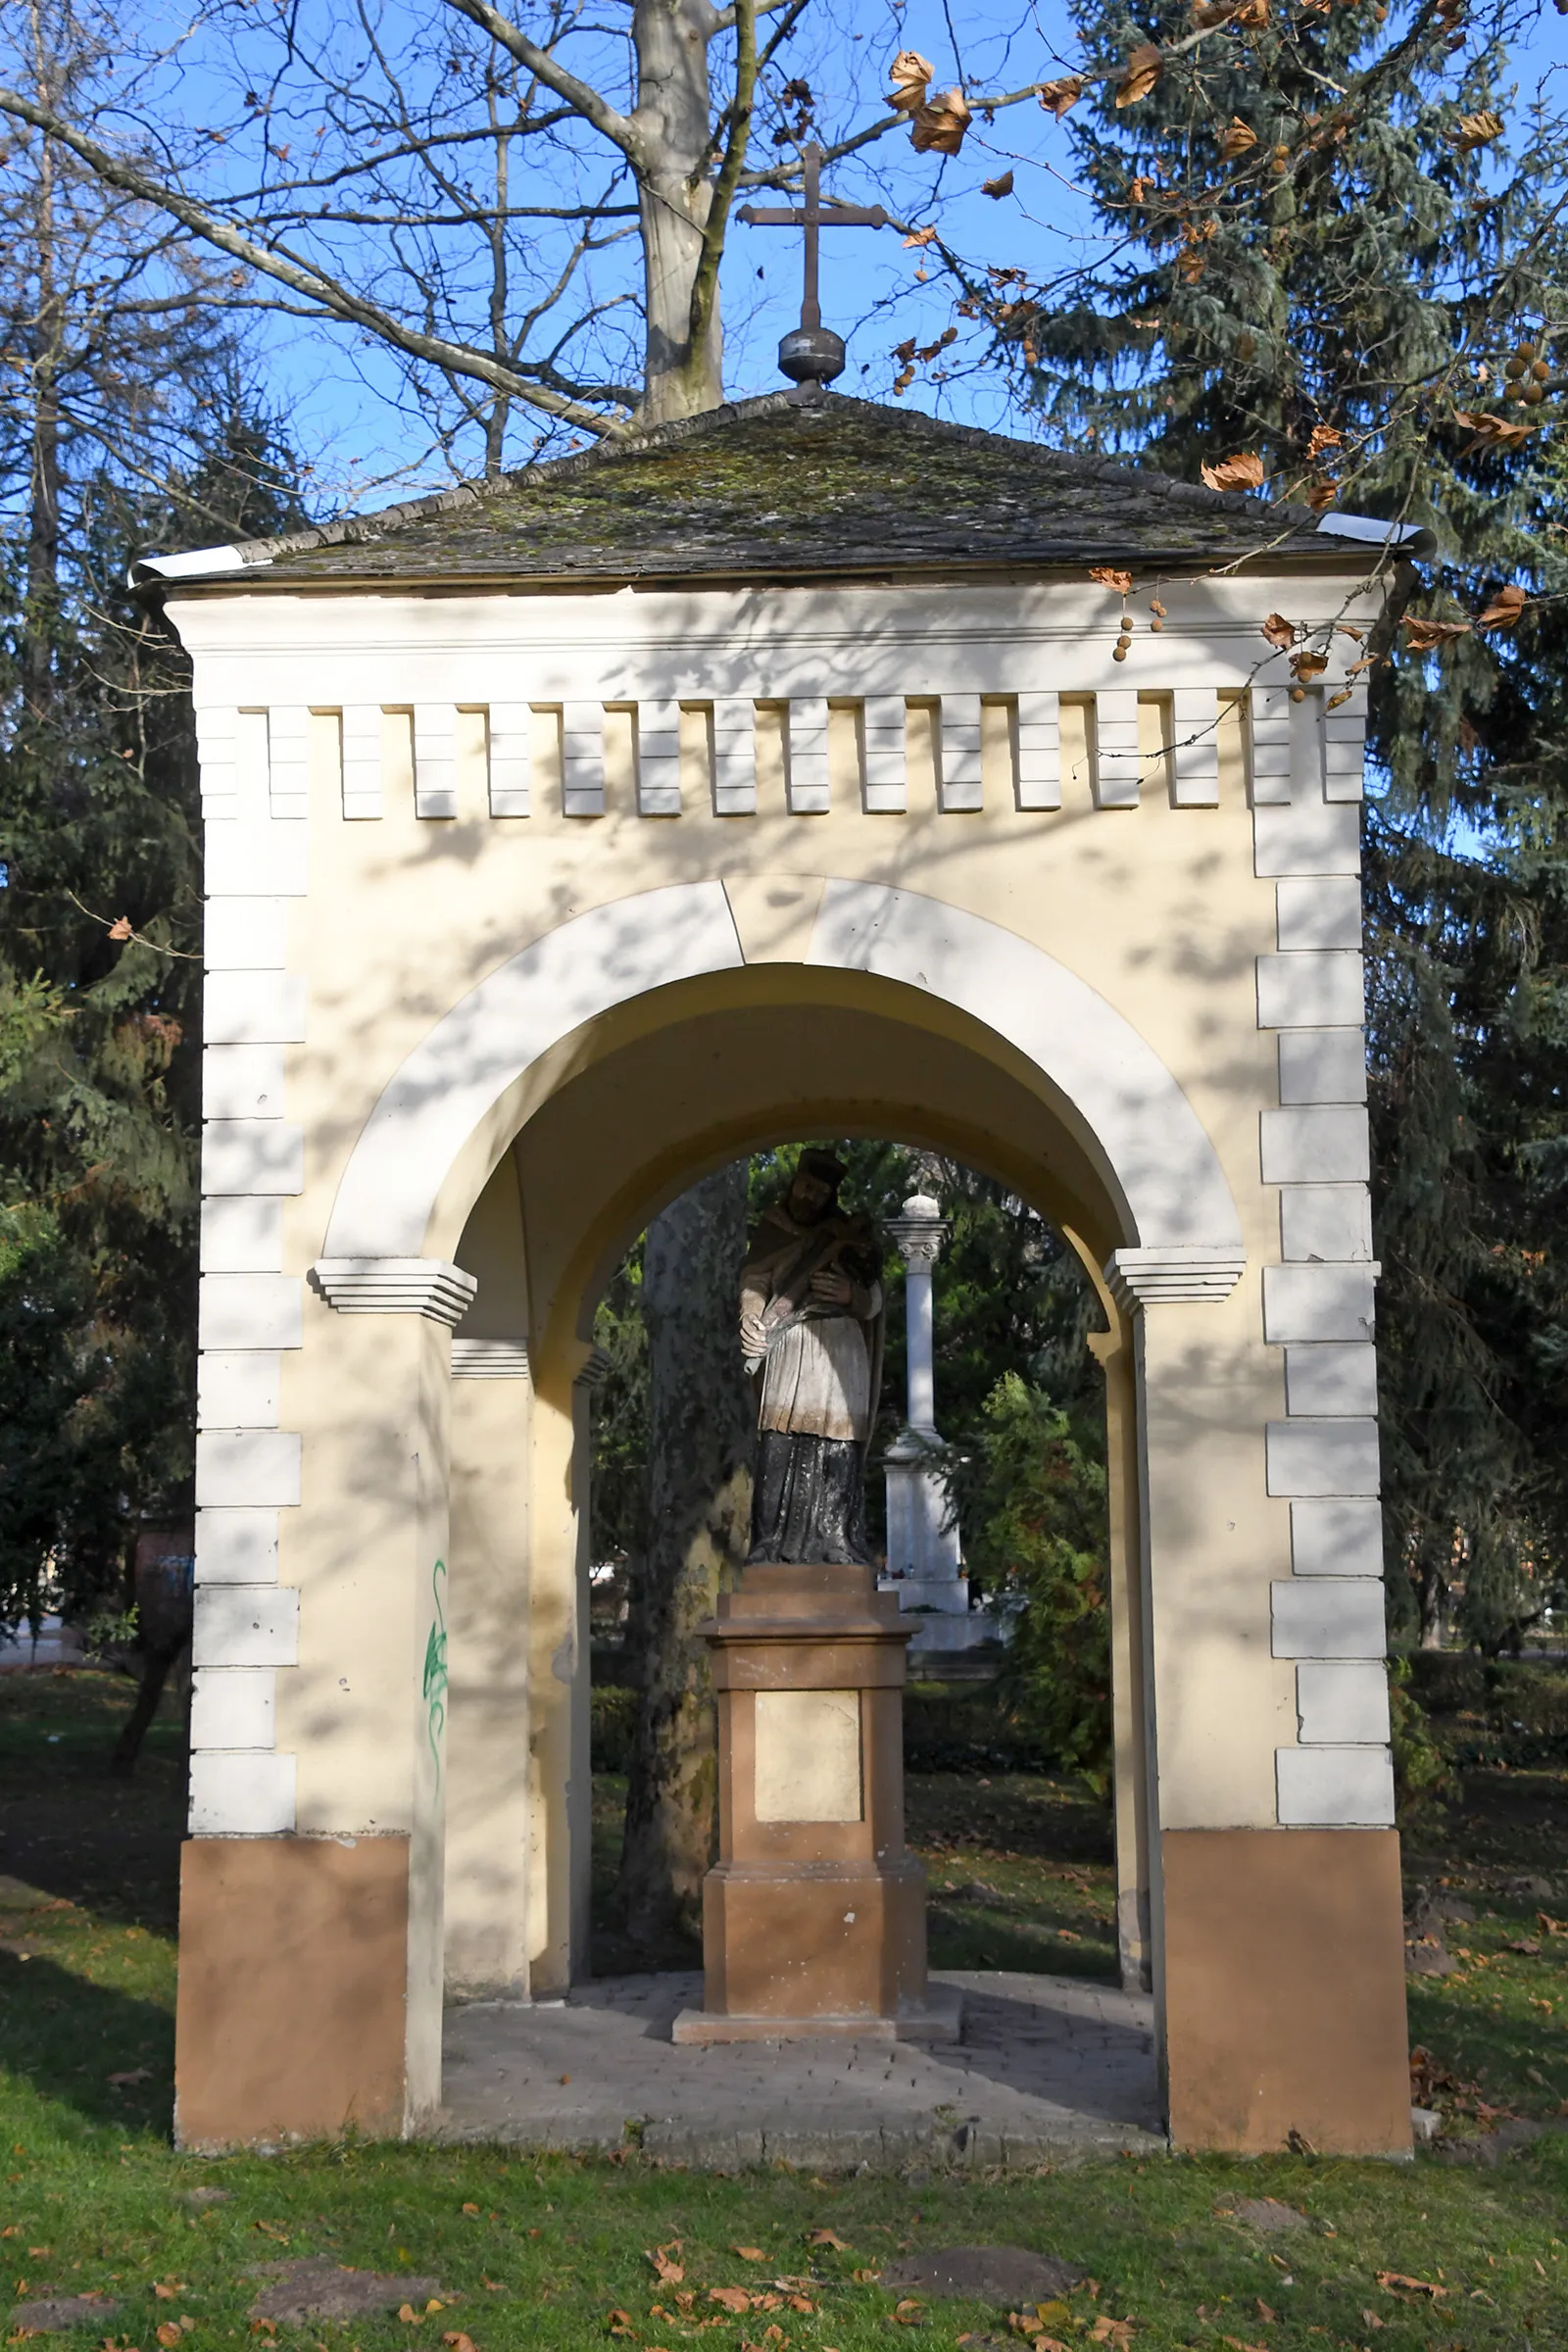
{"left": 1162, "top": 1827, "right": 1411, "bottom": 2156}
{"left": 702, "top": 1857, "right": 928, "bottom": 2023}
{"left": 175, "top": 1835, "right": 410, "bottom": 2150}
{"left": 672, "top": 1981, "right": 963, "bottom": 2045}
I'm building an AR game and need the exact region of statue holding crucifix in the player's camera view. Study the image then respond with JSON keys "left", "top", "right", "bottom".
{"left": 740, "top": 1152, "right": 884, "bottom": 1566}
{"left": 738, "top": 143, "right": 890, "bottom": 387}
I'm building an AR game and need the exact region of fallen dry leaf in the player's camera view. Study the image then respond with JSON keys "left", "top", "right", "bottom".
{"left": 1261, "top": 612, "right": 1297, "bottom": 651}
{"left": 910, "top": 88, "right": 971, "bottom": 156}
{"left": 710, "top": 2289, "right": 753, "bottom": 2315}
{"left": 397, "top": 2310, "right": 420, "bottom": 2328}
{"left": 852, "top": 2270, "right": 880, "bottom": 2285}
{"left": 1089, "top": 2324, "right": 1134, "bottom": 2349}
{"left": 252, "top": 2226, "right": 289, "bottom": 2245}
{"left": 892, "top": 2302, "right": 924, "bottom": 2328}
{"left": 649, "top": 2246, "right": 684, "bottom": 2286}
{"left": 1115, "top": 44, "right": 1162, "bottom": 108}
{"left": 1376, "top": 2272, "right": 1446, "bottom": 2298}
{"left": 152, "top": 2288, "right": 183, "bottom": 2303}
{"left": 805, "top": 2231, "right": 851, "bottom": 2251}
{"left": 606, "top": 2314, "right": 636, "bottom": 2340}
{"left": 1038, "top": 76, "right": 1085, "bottom": 118}
{"left": 1452, "top": 108, "right": 1503, "bottom": 151}
{"left": 1200, "top": 452, "right": 1266, "bottom": 492}
{"left": 981, "top": 172, "right": 1014, "bottom": 198}
{"left": 108, "top": 916, "right": 133, "bottom": 942}
{"left": 441, "top": 2335, "right": 477, "bottom": 2352}
{"left": 784, "top": 2298, "right": 813, "bottom": 2316}
{"left": 731, "top": 2249, "right": 767, "bottom": 2264}
{"left": 1255, "top": 2303, "right": 1277, "bottom": 2326}
{"left": 1089, "top": 566, "right": 1133, "bottom": 596}
{"left": 1219, "top": 119, "right": 1257, "bottom": 159}
{"left": 157, "top": 2329, "right": 182, "bottom": 2348}
{"left": 461, "top": 2205, "right": 480, "bottom": 2218}
{"left": 1477, "top": 583, "right": 1528, "bottom": 630}
{"left": 887, "top": 51, "right": 934, "bottom": 113}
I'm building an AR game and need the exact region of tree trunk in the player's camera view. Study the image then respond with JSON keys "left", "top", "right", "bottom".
{"left": 632, "top": 0, "right": 723, "bottom": 421}
{"left": 24, "top": 120, "right": 62, "bottom": 713}
{"left": 1415, "top": 1528, "right": 1447, "bottom": 1649}
{"left": 618, "top": 1162, "right": 754, "bottom": 1947}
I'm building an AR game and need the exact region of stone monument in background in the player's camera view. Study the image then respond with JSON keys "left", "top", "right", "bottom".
{"left": 880, "top": 1193, "right": 999, "bottom": 1654}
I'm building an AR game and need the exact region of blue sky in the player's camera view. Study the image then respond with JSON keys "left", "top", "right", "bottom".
{"left": 156, "top": 0, "right": 1568, "bottom": 518}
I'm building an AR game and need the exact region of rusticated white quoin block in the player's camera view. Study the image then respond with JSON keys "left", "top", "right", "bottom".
{"left": 1265, "top": 1418, "right": 1379, "bottom": 1498}
{"left": 1256, "top": 952, "right": 1365, "bottom": 1029}
{"left": 195, "top": 1431, "right": 302, "bottom": 1510}
{"left": 198, "top": 1350, "right": 282, "bottom": 1430}
{"left": 190, "top": 1666, "right": 276, "bottom": 1751}
{"left": 1263, "top": 1262, "right": 1376, "bottom": 1343}
{"left": 1291, "top": 1497, "right": 1384, "bottom": 1578}
{"left": 1271, "top": 1577, "right": 1387, "bottom": 1659}
{"left": 1297, "top": 1660, "right": 1391, "bottom": 1745}
{"left": 1277, "top": 875, "right": 1362, "bottom": 951}
{"left": 1277, "top": 1744, "right": 1395, "bottom": 1827}
{"left": 194, "top": 1508, "right": 279, "bottom": 1586}
{"left": 198, "top": 1274, "right": 303, "bottom": 1351}
{"left": 192, "top": 1583, "right": 300, "bottom": 1668}
{"left": 188, "top": 1749, "right": 296, "bottom": 1837}
{"left": 1279, "top": 1186, "right": 1373, "bottom": 1263}
{"left": 1260, "top": 1105, "right": 1369, "bottom": 1186}
{"left": 1285, "top": 1343, "right": 1378, "bottom": 1417}
{"left": 201, "top": 1121, "right": 305, "bottom": 1197}
{"left": 1278, "top": 1029, "right": 1367, "bottom": 1104}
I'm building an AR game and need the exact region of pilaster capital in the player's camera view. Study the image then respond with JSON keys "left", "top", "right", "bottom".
{"left": 1105, "top": 1246, "right": 1247, "bottom": 1309}
{"left": 310, "top": 1255, "right": 477, "bottom": 1325}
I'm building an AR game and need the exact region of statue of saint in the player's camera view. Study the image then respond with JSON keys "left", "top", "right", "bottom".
{"left": 739, "top": 1150, "right": 884, "bottom": 1565}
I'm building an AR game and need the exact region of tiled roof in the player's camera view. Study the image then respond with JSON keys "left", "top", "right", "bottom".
{"left": 143, "top": 391, "right": 1403, "bottom": 591}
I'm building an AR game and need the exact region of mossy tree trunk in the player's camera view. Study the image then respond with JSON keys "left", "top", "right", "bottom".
{"left": 619, "top": 1161, "right": 755, "bottom": 1947}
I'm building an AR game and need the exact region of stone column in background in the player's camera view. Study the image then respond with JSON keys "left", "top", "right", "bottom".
{"left": 881, "top": 1194, "right": 967, "bottom": 1625}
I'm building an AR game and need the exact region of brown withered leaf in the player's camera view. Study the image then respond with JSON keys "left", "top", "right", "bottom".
{"left": 901, "top": 225, "right": 936, "bottom": 249}
{"left": 892, "top": 2303, "right": 924, "bottom": 2328}
{"left": 607, "top": 2315, "right": 637, "bottom": 2340}
{"left": 1375, "top": 2272, "right": 1446, "bottom": 2299}
{"left": 1200, "top": 451, "right": 1265, "bottom": 492}
{"left": 1290, "top": 649, "right": 1328, "bottom": 679}
{"left": 731, "top": 2249, "right": 767, "bottom": 2263}
{"left": 441, "top": 2336, "right": 478, "bottom": 2352}
{"left": 1219, "top": 119, "right": 1258, "bottom": 159}
{"left": 648, "top": 2246, "right": 684, "bottom": 2285}
{"left": 1303, "top": 482, "right": 1338, "bottom": 511}
{"left": 887, "top": 51, "right": 934, "bottom": 112}
{"left": 805, "top": 2231, "right": 851, "bottom": 2251}
{"left": 1261, "top": 612, "right": 1297, "bottom": 650}
{"left": 1176, "top": 249, "right": 1206, "bottom": 283}
{"left": 1451, "top": 108, "right": 1503, "bottom": 151}
{"left": 1038, "top": 75, "right": 1085, "bottom": 118}
{"left": 1089, "top": 565, "right": 1133, "bottom": 595}
{"left": 108, "top": 914, "right": 133, "bottom": 941}
{"left": 1306, "top": 422, "right": 1343, "bottom": 460}
{"left": 852, "top": 2270, "right": 881, "bottom": 2285}
{"left": 157, "top": 2328, "right": 182, "bottom": 2347}
{"left": 1115, "top": 44, "right": 1162, "bottom": 107}
{"left": 1401, "top": 617, "right": 1471, "bottom": 651}
{"left": 1455, "top": 408, "right": 1538, "bottom": 451}
{"left": 910, "top": 88, "right": 971, "bottom": 155}
{"left": 1476, "top": 582, "right": 1528, "bottom": 630}
{"left": 709, "top": 2290, "right": 753, "bottom": 2315}
{"left": 981, "top": 171, "right": 1014, "bottom": 198}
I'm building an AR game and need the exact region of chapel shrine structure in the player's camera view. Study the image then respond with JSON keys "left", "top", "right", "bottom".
{"left": 142, "top": 392, "right": 1419, "bottom": 2157}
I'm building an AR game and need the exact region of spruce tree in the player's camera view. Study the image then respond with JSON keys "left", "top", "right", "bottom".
{"left": 1004, "top": 0, "right": 1568, "bottom": 1650}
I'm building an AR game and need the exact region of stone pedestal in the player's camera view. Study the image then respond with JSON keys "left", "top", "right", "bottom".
{"left": 672, "top": 1563, "right": 960, "bottom": 2045}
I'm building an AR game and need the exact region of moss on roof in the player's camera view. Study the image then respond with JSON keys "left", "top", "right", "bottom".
{"left": 173, "top": 392, "right": 1358, "bottom": 590}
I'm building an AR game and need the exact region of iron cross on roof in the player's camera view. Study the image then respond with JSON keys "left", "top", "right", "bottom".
{"left": 737, "top": 142, "right": 890, "bottom": 387}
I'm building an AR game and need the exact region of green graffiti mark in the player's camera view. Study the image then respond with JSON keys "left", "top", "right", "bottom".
{"left": 423, "top": 1556, "right": 449, "bottom": 1786}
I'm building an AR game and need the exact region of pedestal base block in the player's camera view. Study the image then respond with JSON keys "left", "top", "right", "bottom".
{"left": 702, "top": 1855, "right": 927, "bottom": 2025}
{"left": 673, "top": 1980, "right": 963, "bottom": 2045}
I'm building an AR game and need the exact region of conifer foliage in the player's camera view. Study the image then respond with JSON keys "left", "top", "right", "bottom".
{"left": 1011, "top": 0, "right": 1568, "bottom": 1650}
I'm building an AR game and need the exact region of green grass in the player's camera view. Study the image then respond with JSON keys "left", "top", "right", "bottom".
{"left": 4, "top": 1667, "right": 1568, "bottom": 2350}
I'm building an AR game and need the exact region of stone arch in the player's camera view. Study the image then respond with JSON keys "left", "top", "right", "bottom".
{"left": 319, "top": 877, "right": 1244, "bottom": 1276}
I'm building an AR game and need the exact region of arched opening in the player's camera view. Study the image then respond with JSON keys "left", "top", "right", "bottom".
{"left": 440, "top": 969, "right": 1157, "bottom": 2021}
{"left": 582, "top": 1137, "right": 1139, "bottom": 2008}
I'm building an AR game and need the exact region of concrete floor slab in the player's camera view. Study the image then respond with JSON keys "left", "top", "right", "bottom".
{"left": 437, "top": 1969, "right": 1164, "bottom": 2168}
